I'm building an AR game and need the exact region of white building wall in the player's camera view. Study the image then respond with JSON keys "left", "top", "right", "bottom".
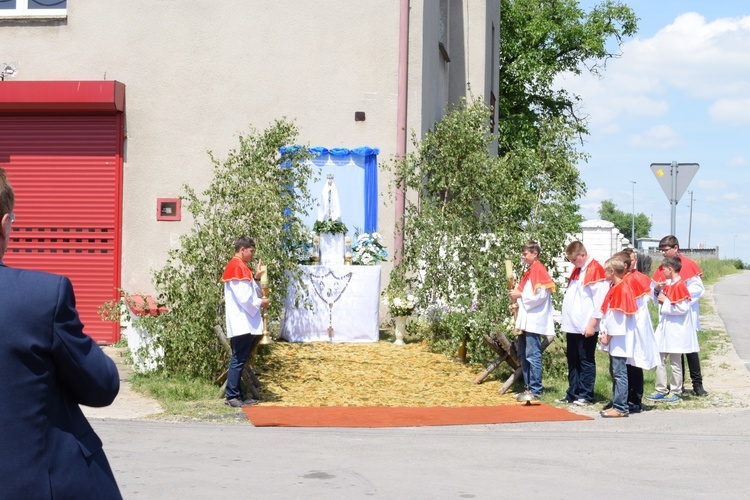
{"left": 0, "top": 1, "right": 500, "bottom": 294}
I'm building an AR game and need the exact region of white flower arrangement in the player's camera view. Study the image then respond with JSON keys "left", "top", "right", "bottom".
{"left": 351, "top": 231, "right": 388, "bottom": 265}
{"left": 382, "top": 292, "right": 417, "bottom": 317}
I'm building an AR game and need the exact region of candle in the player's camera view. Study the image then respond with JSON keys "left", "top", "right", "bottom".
{"left": 504, "top": 260, "right": 514, "bottom": 289}
{"left": 259, "top": 264, "right": 268, "bottom": 287}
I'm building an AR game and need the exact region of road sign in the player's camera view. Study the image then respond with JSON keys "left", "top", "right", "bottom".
{"left": 650, "top": 162, "right": 699, "bottom": 204}
{"left": 650, "top": 161, "right": 700, "bottom": 236}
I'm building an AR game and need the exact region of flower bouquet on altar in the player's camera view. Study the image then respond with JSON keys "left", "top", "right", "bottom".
{"left": 351, "top": 231, "right": 388, "bottom": 265}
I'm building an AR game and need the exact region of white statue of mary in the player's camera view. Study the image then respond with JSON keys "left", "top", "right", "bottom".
{"left": 317, "top": 173, "right": 341, "bottom": 222}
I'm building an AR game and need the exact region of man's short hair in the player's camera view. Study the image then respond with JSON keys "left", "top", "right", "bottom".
{"left": 565, "top": 241, "right": 585, "bottom": 258}
{"left": 662, "top": 255, "right": 682, "bottom": 273}
{"left": 522, "top": 240, "right": 541, "bottom": 255}
{"left": 659, "top": 235, "right": 679, "bottom": 250}
{"left": 234, "top": 236, "right": 256, "bottom": 252}
{"left": 0, "top": 167, "right": 15, "bottom": 218}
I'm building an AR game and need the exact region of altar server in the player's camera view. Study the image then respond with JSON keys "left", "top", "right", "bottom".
{"left": 222, "top": 236, "right": 269, "bottom": 407}
{"left": 599, "top": 257, "right": 638, "bottom": 418}
{"left": 510, "top": 240, "right": 556, "bottom": 400}
{"left": 560, "top": 241, "right": 608, "bottom": 406}
{"left": 647, "top": 256, "right": 698, "bottom": 403}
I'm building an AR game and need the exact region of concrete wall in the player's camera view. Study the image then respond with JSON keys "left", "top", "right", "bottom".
{"left": 579, "top": 219, "right": 629, "bottom": 265}
{"left": 0, "top": 1, "right": 500, "bottom": 294}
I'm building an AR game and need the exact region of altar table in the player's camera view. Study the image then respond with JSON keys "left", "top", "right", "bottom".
{"left": 280, "top": 265, "right": 381, "bottom": 343}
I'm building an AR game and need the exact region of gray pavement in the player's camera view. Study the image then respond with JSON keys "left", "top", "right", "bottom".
{"left": 714, "top": 270, "right": 750, "bottom": 371}
{"left": 91, "top": 275, "right": 750, "bottom": 499}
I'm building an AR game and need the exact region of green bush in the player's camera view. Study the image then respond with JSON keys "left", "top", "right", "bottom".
{"left": 143, "top": 119, "right": 316, "bottom": 380}
{"left": 387, "top": 99, "right": 583, "bottom": 367}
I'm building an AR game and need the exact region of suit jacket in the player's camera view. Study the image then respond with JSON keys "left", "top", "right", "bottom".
{"left": 0, "top": 263, "right": 122, "bottom": 499}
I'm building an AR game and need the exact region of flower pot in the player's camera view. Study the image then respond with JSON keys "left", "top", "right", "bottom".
{"left": 393, "top": 316, "right": 407, "bottom": 345}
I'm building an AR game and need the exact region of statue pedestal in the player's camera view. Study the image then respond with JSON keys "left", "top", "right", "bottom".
{"left": 319, "top": 232, "right": 345, "bottom": 266}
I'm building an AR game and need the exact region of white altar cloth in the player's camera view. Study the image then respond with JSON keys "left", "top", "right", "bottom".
{"left": 280, "top": 265, "right": 381, "bottom": 343}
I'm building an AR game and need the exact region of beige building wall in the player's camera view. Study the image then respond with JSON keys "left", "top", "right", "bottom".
{"left": 0, "top": 1, "right": 499, "bottom": 295}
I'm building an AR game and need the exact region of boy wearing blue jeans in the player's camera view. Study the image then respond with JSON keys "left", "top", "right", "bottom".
{"left": 599, "top": 257, "right": 638, "bottom": 418}
{"left": 510, "top": 241, "right": 556, "bottom": 400}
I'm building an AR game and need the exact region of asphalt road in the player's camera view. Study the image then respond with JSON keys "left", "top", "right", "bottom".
{"left": 92, "top": 273, "right": 750, "bottom": 499}
{"left": 713, "top": 270, "right": 750, "bottom": 372}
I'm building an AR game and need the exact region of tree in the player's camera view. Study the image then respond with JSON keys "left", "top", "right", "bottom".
{"left": 598, "top": 199, "right": 651, "bottom": 242}
{"left": 146, "top": 120, "right": 315, "bottom": 379}
{"left": 498, "top": 0, "right": 638, "bottom": 153}
{"left": 389, "top": 99, "right": 585, "bottom": 365}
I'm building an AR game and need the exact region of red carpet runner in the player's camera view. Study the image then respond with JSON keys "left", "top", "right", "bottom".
{"left": 243, "top": 404, "right": 592, "bottom": 427}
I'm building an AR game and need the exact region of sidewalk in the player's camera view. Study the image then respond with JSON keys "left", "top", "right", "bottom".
{"left": 81, "top": 346, "right": 163, "bottom": 420}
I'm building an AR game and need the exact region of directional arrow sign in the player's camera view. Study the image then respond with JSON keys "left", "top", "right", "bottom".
{"left": 650, "top": 162, "right": 700, "bottom": 203}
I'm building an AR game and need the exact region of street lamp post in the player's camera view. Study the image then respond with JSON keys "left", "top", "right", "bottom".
{"left": 631, "top": 181, "right": 636, "bottom": 248}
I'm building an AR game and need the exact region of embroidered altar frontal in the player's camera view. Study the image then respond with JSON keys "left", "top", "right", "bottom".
{"left": 280, "top": 265, "right": 381, "bottom": 343}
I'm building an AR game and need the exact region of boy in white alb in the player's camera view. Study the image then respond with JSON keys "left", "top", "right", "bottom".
{"left": 617, "top": 249, "right": 661, "bottom": 413}
{"left": 598, "top": 257, "right": 638, "bottom": 418}
{"left": 509, "top": 240, "right": 556, "bottom": 400}
{"left": 648, "top": 256, "right": 698, "bottom": 403}
{"left": 652, "top": 235, "right": 707, "bottom": 396}
{"left": 560, "top": 241, "right": 608, "bottom": 406}
{"left": 222, "top": 236, "right": 269, "bottom": 408}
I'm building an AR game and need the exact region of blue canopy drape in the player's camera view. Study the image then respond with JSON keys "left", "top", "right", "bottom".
{"left": 281, "top": 145, "right": 380, "bottom": 233}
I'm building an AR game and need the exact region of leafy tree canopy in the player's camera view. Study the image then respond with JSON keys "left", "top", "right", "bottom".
{"left": 389, "top": 99, "right": 585, "bottom": 365}
{"left": 598, "top": 199, "right": 651, "bottom": 242}
{"left": 498, "top": 0, "right": 638, "bottom": 153}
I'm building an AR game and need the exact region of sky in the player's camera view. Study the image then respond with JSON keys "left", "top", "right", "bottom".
{"left": 558, "top": 1, "right": 750, "bottom": 262}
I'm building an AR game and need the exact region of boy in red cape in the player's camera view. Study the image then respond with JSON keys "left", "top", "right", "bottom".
{"left": 222, "top": 236, "right": 269, "bottom": 407}
{"left": 598, "top": 257, "right": 639, "bottom": 418}
{"left": 648, "top": 256, "right": 698, "bottom": 403}
{"left": 652, "top": 235, "right": 708, "bottom": 397}
{"left": 510, "top": 241, "right": 556, "bottom": 401}
{"left": 618, "top": 248, "right": 660, "bottom": 413}
{"left": 560, "top": 241, "right": 608, "bottom": 406}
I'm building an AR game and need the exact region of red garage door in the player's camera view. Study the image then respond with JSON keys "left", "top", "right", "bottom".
{"left": 0, "top": 82, "right": 125, "bottom": 344}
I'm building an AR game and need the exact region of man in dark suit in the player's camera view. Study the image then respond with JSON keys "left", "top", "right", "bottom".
{"left": 0, "top": 168, "right": 122, "bottom": 499}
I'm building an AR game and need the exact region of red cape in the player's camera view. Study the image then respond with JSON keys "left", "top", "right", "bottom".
{"left": 625, "top": 270, "right": 652, "bottom": 299}
{"left": 653, "top": 254, "right": 702, "bottom": 282}
{"left": 568, "top": 259, "right": 606, "bottom": 287}
{"left": 222, "top": 256, "right": 254, "bottom": 282}
{"left": 600, "top": 280, "right": 638, "bottom": 316}
{"left": 519, "top": 260, "right": 556, "bottom": 294}
{"left": 662, "top": 279, "right": 691, "bottom": 304}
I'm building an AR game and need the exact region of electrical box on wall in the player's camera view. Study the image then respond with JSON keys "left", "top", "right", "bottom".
{"left": 156, "top": 198, "right": 181, "bottom": 221}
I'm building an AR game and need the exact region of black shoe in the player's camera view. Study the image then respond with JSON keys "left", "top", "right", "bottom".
{"left": 693, "top": 386, "right": 709, "bottom": 397}
{"left": 557, "top": 397, "right": 574, "bottom": 404}
{"left": 602, "top": 400, "right": 613, "bottom": 410}
{"left": 628, "top": 403, "right": 642, "bottom": 414}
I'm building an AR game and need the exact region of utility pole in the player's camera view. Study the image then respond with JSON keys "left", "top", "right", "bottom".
{"left": 630, "top": 181, "right": 636, "bottom": 247}
{"left": 687, "top": 190, "right": 694, "bottom": 249}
